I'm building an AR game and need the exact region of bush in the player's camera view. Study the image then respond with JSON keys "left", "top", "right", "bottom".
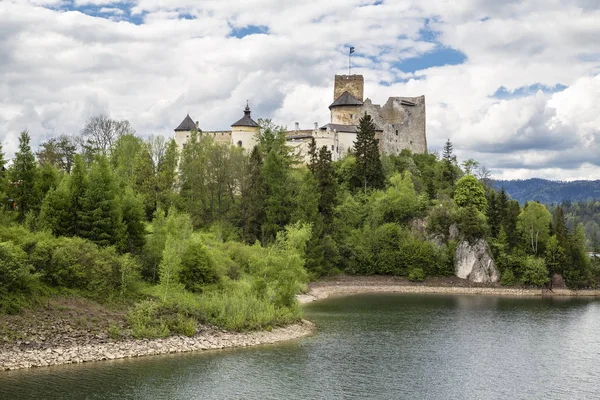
{"left": 408, "top": 267, "right": 425, "bottom": 282}
{"left": 127, "top": 300, "right": 170, "bottom": 339}
{"left": 521, "top": 256, "right": 549, "bottom": 286}
{"left": 0, "top": 242, "right": 36, "bottom": 294}
{"left": 500, "top": 269, "right": 517, "bottom": 286}
{"left": 179, "top": 240, "right": 220, "bottom": 292}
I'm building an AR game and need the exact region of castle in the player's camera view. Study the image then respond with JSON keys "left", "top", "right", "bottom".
{"left": 174, "top": 74, "right": 427, "bottom": 160}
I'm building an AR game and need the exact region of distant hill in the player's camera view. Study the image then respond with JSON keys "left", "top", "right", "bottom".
{"left": 492, "top": 178, "right": 600, "bottom": 204}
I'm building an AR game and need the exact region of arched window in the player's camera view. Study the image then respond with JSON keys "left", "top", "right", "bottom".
{"left": 237, "top": 140, "right": 243, "bottom": 147}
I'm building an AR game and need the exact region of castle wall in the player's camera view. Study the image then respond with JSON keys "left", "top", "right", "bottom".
{"left": 331, "top": 105, "right": 362, "bottom": 125}
{"left": 360, "top": 96, "right": 427, "bottom": 155}
{"left": 174, "top": 130, "right": 191, "bottom": 151}
{"left": 203, "top": 131, "right": 233, "bottom": 145}
{"left": 334, "top": 75, "right": 364, "bottom": 101}
{"left": 231, "top": 126, "right": 259, "bottom": 151}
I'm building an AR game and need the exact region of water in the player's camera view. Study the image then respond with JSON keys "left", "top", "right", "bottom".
{"left": 2, "top": 294, "right": 600, "bottom": 399}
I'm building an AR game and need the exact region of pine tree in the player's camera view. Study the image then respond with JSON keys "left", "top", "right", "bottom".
{"left": 8, "top": 131, "right": 38, "bottom": 220}
{"left": 132, "top": 143, "right": 157, "bottom": 219}
{"left": 79, "top": 156, "right": 123, "bottom": 247}
{"left": 156, "top": 138, "right": 178, "bottom": 212}
{"left": 68, "top": 155, "right": 88, "bottom": 237}
{"left": 315, "top": 146, "right": 337, "bottom": 230}
{"left": 307, "top": 137, "right": 318, "bottom": 174}
{"left": 262, "top": 148, "right": 292, "bottom": 243}
{"left": 241, "top": 146, "right": 265, "bottom": 244}
{"left": 354, "top": 113, "right": 384, "bottom": 193}
{"left": 178, "top": 132, "right": 209, "bottom": 227}
{"left": 119, "top": 188, "right": 147, "bottom": 254}
{"left": 441, "top": 138, "right": 458, "bottom": 193}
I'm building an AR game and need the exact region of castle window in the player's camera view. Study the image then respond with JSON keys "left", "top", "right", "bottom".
{"left": 410, "top": 140, "right": 413, "bottom": 145}
{"left": 349, "top": 114, "right": 353, "bottom": 119}
{"left": 395, "top": 130, "right": 398, "bottom": 136}
{"left": 331, "top": 145, "right": 334, "bottom": 151}
{"left": 237, "top": 140, "right": 243, "bottom": 147}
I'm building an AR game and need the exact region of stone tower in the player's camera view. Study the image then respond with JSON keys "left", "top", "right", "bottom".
{"left": 174, "top": 114, "right": 199, "bottom": 151}
{"left": 334, "top": 75, "right": 364, "bottom": 101}
{"left": 231, "top": 102, "right": 259, "bottom": 151}
{"left": 330, "top": 75, "right": 364, "bottom": 125}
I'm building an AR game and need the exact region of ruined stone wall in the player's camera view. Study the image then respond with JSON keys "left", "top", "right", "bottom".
{"left": 360, "top": 96, "right": 427, "bottom": 155}
{"left": 334, "top": 75, "right": 364, "bottom": 101}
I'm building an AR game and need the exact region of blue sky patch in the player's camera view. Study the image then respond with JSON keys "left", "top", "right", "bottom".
{"left": 58, "top": 1, "right": 145, "bottom": 25}
{"left": 492, "top": 83, "right": 568, "bottom": 99}
{"left": 393, "top": 47, "right": 467, "bottom": 73}
{"left": 230, "top": 25, "right": 270, "bottom": 38}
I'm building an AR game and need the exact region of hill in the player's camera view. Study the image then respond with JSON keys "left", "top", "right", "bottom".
{"left": 492, "top": 178, "right": 600, "bottom": 204}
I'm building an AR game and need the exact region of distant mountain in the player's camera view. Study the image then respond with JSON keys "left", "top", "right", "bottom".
{"left": 492, "top": 178, "right": 600, "bottom": 204}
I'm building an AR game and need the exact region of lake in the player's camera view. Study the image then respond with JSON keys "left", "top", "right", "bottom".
{"left": 2, "top": 294, "right": 600, "bottom": 399}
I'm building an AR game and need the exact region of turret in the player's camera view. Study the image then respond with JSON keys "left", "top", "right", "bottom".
{"left": 231, "top": 102, "right": 259, "bottom": 150}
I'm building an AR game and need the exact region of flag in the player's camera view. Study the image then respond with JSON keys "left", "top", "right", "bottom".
{"left": 349, "top": 46, "right": 355, "bottom": 54}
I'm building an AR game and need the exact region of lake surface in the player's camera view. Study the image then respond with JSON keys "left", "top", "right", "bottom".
{"left": 2, "top": 294, "right": 600, "bottom": 399}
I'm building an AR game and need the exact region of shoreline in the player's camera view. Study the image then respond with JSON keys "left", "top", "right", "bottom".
{"left": 0, "top": 320, "right": 314, "bottom": 372}
{"left": 298, "top": 276, "right": 600, "bottom": 303}
{"left": 4, "top": 276, "right": 599, "bottom": 372}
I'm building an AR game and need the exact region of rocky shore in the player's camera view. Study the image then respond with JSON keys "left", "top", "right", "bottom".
{"left": 0, "top": 319, "right": 314, "bottom": 371}
{"left": 298, "top": 275, "right": 600, "bottom": 303}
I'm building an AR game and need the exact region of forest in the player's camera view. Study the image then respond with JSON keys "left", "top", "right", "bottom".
{"left": 1, "top": 114, "right": 598, "bottom": 337}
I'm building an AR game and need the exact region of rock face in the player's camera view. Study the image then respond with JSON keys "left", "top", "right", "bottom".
{"left": 455, "top": 239, "right": 500, "bottom": 283}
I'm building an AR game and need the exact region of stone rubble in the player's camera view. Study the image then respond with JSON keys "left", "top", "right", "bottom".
{"left": 0, "top": 320, "right": 314, "bottom": 371}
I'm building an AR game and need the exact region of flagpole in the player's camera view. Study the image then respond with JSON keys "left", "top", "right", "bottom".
{"left": 349, "top": 48, "right": 351, "bottom": 75}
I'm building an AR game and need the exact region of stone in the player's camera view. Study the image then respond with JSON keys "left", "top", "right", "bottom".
{"left": 455, "top": 239, "right": 500, "bottom": 283}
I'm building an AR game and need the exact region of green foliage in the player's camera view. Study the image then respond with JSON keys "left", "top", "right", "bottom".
{"left": 353, "top": 114, "right": 384, "bottom": 193}
{"left": 518, "top": 201, "right": 551, "bottom": 255}
{"left": 368, "top": 172, "right": 423, "bottom": 226}
{"left": 455, "top": 205, "right": 488, "bottom": 242}
{"left": 179, "top": 238, "right": 220, "bottom": 292}
{"left": 520, "top": 256, "right": 549, "bottom": 286}
{"left": 8, "top": 131, "right": 38, "bottom": 220}
{"left": 128, "top": 300, "right": 170, "bottom": 339}
{"left": 500, "top": 269, "right": 517, "bottom": 286}
{"left": 408, "top": 267, "right": 425, "bottom": 282}
{"left": 454, "top": 175, "right": 487, "bottom": 212}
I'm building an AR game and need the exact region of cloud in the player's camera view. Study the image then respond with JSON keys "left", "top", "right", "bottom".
{"left": 0, "top": 0, "right": 599, "bottom": 181}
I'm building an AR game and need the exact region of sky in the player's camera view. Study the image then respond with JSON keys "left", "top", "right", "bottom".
{"left": 1, "top": 0, "right": 599, "bottom": 181}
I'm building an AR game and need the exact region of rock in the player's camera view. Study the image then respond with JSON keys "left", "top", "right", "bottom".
{"left": 551, "top": 273, "right": 566, "bottom": 289}
{"left": 455, "top": 239, "right": 500, "bottom": 283}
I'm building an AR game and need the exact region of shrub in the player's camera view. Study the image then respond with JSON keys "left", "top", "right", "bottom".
{"left": 500, "top": 269, "right": 517, "bottom": 286}
{"left": 408, "top": 267, "right": 425, "bottom": 282}
{"left": 179, "top": 240, "right": 220, "bottom": 292}
{"left": 127, "top": 300, "right": 170, "bottom": 339}
{"left": 521, "top": 256, "right": 549, "bottom": 286}
{"left": 0, "top": 242, "right": 36, "bottom": 293}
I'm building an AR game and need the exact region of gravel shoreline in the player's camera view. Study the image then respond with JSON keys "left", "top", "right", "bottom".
{"left": 0, "top": 320, "right": 314, "bottom": 371}
{"left": 298, "top": 277, "right": 600, "bottom": 303}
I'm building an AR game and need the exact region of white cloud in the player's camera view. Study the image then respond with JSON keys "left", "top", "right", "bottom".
{"left": 0, "top": 0, "right": 599, "bottom": 181}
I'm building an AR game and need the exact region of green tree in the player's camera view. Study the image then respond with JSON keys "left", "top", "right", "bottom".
{"left": 158, "top": 209, "right": 192, "bottom": 301}
{"left": 241, "top": 146, "right": 265, "bottom": 244}
{"left": 441, "top": 138, "right": 458, "bottom": 192}
{"left": 518, "top": 202, "right": 551, "bottom": 255}
{"left": 119, "top": 188, "right": 146, "bottom": 254}
{"left": 132, "top": 142, "right": 157, "bottom": 218}
{"left": 156, "top": 138, "right": 179, "bottom": 212}
{"left": 521, "top": 256, "right": 549, "bottom": 286}
{"left": 353, "top": 113, "right": 384, "bottom": 193}
{"left": 79, "top": 156, "right": 124, "bottom": 247}
{"left": 454, "top": 175, "right": 487, "bottom": 212}
{"left": 311, "top": 146, "right": 338, "bottom": 229}
{"left": 8, "top": 131, "right": 38, "bottom": 221}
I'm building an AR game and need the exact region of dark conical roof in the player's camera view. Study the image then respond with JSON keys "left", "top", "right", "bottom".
{"left": 329, "top": 91, "right": 363, "bottom": 109}
{"left": 231, "top": 103, "right": 259, "bottom": 127}
{"left": 174, "top": 114, "right": 198, "bottom": 131}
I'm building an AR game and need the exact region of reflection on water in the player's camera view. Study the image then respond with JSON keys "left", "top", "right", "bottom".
{"left": 2, "top": 294, "right": 600, "bottom": 399}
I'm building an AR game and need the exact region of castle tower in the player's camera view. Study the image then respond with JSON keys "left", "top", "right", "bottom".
{"left": 330, "top": 75, "right": 364, "bottom": 125}
{"left": 231, "top": 102, "right": 259, "bottom": 151}
{"left": 174, "top": 114, "right": 199, "bottom": 151}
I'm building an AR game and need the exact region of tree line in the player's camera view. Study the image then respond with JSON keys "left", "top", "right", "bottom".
{"left": 1, "top": 113, "right": 598, "bottom": 333}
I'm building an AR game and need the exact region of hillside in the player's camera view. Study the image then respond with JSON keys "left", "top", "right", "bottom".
{"left": 493, "top": 178, "right": 600, "bottom": 204}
